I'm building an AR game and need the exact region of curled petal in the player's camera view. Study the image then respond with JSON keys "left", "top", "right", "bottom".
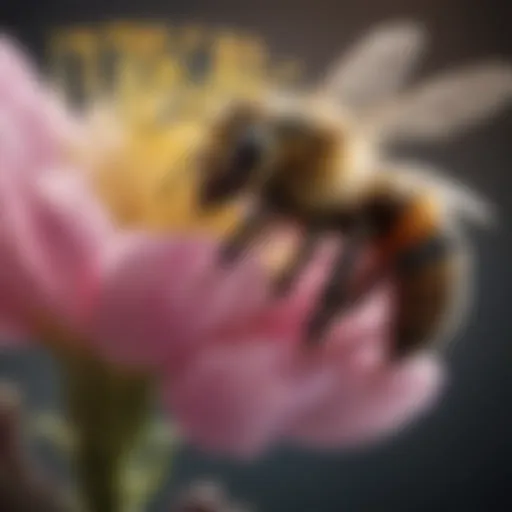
{"left": 289, "top": 354, "right": 445, "bottom": 448}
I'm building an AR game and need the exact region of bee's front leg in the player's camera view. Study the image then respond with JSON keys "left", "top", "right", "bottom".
{"left": 219, "top": 205, "right": 272, "bottom": 266}
{"left": 273, "top": 230, "right": 319, "bottom": 297}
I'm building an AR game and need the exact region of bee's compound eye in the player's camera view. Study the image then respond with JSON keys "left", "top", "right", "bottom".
{"left": 232, "top": 127, "right": 268, "bottom": 173}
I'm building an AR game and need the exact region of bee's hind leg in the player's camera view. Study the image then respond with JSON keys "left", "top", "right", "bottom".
{"left": 273, "top": 230, "right": 319, "bottom": 297}
{"left": 304, "top": 233, "right": 364, "bottom": 347}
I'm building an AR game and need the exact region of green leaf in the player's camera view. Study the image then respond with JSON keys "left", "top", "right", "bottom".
{"left": 30, "top": 411, "right": 77, "bottom": 454}
{"left": 120, "top": 418, "right": 178, "bottom": 512}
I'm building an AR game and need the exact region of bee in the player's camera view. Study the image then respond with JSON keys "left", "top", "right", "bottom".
{"left": 193, "top": 20, "right": 512, "bottom": 358}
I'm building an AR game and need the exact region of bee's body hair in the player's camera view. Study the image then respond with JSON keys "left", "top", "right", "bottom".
{"left": 194, "top": 19, "right": 510, "bottom": 357}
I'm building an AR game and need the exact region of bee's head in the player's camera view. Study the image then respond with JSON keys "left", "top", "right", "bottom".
{"left": 196, "top": 93, "right": 347, "bottom": 209}
{"left": 196, "top": 98, "right": 272, "bottom": 209}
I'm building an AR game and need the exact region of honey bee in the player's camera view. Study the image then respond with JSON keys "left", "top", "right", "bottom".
{"left": 193, "top": 21, "right": 512, "bottom": 358}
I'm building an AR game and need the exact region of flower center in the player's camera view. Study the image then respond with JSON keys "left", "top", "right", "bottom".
{"left": 50, "top": 23, "right": 303, "bottom": 271}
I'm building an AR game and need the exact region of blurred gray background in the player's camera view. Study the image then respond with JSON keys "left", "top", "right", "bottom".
{"left": 1, "top": 0, "right": 511, "bottom": 511}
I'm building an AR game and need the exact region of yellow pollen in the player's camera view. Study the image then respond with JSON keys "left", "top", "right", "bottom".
{"left": 49, "top": 22, "right": 303, "bottom": 268}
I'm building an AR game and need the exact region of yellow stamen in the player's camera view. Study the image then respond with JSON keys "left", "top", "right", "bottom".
{"left": 49, "top": 22, "right": 301, "bottom": 269}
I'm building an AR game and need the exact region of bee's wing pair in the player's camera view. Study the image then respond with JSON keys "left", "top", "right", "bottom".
{"left": 366, "top": 63, "right": 512, "bottom": 144}
{"left": 319, "top": 20, "right": 512, "bottom": 144}
{"left": 318, "top": 20, "right": 427, "bottom": 112}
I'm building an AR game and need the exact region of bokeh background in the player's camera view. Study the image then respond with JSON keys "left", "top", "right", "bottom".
{"left": 1, "top": 1, "right": 511, "bottom": 511}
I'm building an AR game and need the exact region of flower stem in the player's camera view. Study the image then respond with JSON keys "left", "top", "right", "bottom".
{"left": 59, "top": 353, "right": 152, "bottom": 512}
{"left": 74, "top": 438, "right": 123, "bottom": 512}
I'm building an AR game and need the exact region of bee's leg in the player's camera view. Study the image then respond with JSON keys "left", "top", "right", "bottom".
{"left": 333, "top": 262, "right": 388, "bottom": 316}
{"left": 219, "top": 205, "right": 272, "bottom": 266}
{"left": 273, "top": 230, "right": 319, "bottom": 297}
{"left": 304, "top": 234, "right": 364, "bottom": 347}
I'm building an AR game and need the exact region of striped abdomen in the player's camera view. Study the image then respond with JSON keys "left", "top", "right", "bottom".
{"left": 378, "top": 194, "right": 470, "bottom": 357}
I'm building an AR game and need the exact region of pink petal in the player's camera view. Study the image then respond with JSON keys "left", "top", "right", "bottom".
{"left": 164, "top": 341, "right": 295, "bottom": 459}
{"left": 0, "top": 215, "right": 52, "bottom": 336}
{"left": 168, "top": 252, "right": 269, "bottom": 357}
{"left": 29, "top": 170, "right": 113, "bottom": 321}
{"left": 92, "top": 235, "right": 216, "bottom": 368}
{"left": 0, "top": 36, "right": 71, "bottom": 176}
{"left": 0, "top": 37, "right": 39, "bottom": 98}
{"left": 0, "top": 168, "right": 113, "bottom": 333}
{"left": 92, "top": 236, "right": 271, "bottom": 370}
{"left": 289, "top": 354, "right": 445, "bottom": 448}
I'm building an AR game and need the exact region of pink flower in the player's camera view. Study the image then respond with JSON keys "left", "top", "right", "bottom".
{"left": 0, "top": 35, "right": 445, "bottom": 460}
{"left": 160, "top": 242, "right": 445, "bottom": 458}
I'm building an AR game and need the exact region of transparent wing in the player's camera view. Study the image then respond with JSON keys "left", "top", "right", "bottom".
{"left": 367, "top": 62, "right": 512, "bottom": 143}
{"left": 385, "top": 160, "right": 497, "bottom": 228}
{"left": 317, "top": 20, "right": 427, "bottom": 111}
